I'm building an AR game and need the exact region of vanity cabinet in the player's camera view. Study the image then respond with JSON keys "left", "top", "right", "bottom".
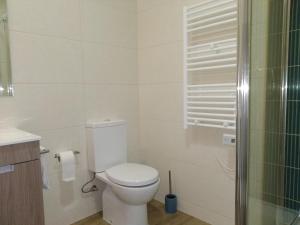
{"left": 0, "top": 141, "right": 45, "bottom": 225}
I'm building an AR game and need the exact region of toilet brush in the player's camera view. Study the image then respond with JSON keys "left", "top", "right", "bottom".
{"left": 165, "top": 170, "right": 177, "bottom": 214}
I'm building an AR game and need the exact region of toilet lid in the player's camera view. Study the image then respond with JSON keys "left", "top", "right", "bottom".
{"left": 105, "top": 163, "right": 159, "bottom": 187}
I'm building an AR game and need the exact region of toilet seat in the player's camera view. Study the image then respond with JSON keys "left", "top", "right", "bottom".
{"left": 105, "top": 163, "right": 159, "bottom": 187}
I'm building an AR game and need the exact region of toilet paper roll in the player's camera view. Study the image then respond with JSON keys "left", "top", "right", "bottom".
{"left": 60, "top": 151, "right": 76, "bottom": 182}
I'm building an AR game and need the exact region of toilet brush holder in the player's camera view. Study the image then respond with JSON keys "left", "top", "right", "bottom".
{"left": 165, "top": 170, "right": 177, "bottom": 214}
{"left": 165, "top": 194, "right": 177, "bottom": 214}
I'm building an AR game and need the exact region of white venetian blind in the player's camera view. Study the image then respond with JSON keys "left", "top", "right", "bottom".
{"left": 183, "top": 0, "right": 238, "bottom": 129}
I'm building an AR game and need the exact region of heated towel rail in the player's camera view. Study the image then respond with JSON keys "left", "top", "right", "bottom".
{"left": 183, "top": 0, "right": 238, "bottom": 129}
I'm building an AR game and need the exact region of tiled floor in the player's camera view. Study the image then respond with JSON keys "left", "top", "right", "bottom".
{"left": 72, "top": 200, "right": 210, "bottom": 225}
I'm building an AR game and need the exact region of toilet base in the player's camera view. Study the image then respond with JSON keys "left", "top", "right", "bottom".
{"left": 103, "top": 186, "right": 148, "bottom": 225}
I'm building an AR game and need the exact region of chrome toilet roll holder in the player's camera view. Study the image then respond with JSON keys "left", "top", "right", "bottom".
{"left": 54, "top": 151, "right": 80, "bottom": 162}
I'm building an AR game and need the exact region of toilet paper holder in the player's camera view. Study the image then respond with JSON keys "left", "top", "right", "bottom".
{"left": 54, "top": 151, "right": 80, "bottom": 162}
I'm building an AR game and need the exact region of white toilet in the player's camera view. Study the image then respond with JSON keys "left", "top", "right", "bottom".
{"left": 86, "top": 120, "right": 160, "bottom": 225}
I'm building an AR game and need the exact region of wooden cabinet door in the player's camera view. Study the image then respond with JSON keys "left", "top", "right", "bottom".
{"left": 0, "top": 160, "right": 45, "bottom": 225}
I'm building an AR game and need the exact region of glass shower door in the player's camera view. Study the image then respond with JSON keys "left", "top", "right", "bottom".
{"left": 246, "top": 0, "right": 300, "bottom": 224}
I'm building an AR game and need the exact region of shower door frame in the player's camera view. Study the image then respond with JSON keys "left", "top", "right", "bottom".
{"left": 236, "top": 0, "right": 291, "bottom": 225}
{"left": 235, "top": 0, "right": 250, "bottom": 224}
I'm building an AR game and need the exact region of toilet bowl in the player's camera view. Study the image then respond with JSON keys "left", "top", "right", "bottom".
{"left": 96, "top": 163, "right": 160, "bottom": 225}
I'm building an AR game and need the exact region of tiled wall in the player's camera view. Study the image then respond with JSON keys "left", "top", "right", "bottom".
{"left": 137, "top": 1, "right": 236, "bottom": 225}
{"left": 285, "top": 0, "right": 300, "bottom": 210}
{"left": 0, "top": 1, "right": 139, "bottom": 225}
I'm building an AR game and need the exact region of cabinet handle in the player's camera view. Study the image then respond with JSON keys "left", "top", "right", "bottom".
{"left": 0, "top": 165, "right": 14, "bottom": 174}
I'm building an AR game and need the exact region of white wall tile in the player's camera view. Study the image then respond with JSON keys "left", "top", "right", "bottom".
{"left": 178, "top": 199, "right": 234, "bottom": 225}
{"left": 139, "top": 120, "right": 184, "bottom": 160}
{"left": 138, "top": 2, "right": 182, "bottom": 48}
{"left": 84, "top": 84, "right": 139, "bottom": 120}
{"left": 38, "top": 126, "right": 87, "bottom": 173}
{"left": 100, "top": 0, "right": 137, "bottom": 12}
{"left": 138, "top": 42, "right": 182, "bottom": 84}
{"left": 82, "top": 0, "right": 137, "bottom": 48}
{"left": 137, "top": 0, "right": 180, "bottom": 12}
{"left": 5, "top": 84, "right": 84, "bottom": 131}
{"left": 43, "top": 169, "right": 102, "bottom": 225}
{"left": 139, "top": 84, "right": 183, "bottom": 122}
{"left": 8, "top": 0, "right": 81, "bottom": 40}
{"left": 83, "top": 42, "right": 137, "bottom": 84}
{"left": 10, "top": 32, "right": 82, "bottom": 84}
{"left": 174, "top": 162, "right": 235, "bottom": 218}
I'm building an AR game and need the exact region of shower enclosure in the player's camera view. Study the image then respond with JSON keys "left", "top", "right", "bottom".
{"left": 237, "top": 0, "right": 300, "bottom": 225}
